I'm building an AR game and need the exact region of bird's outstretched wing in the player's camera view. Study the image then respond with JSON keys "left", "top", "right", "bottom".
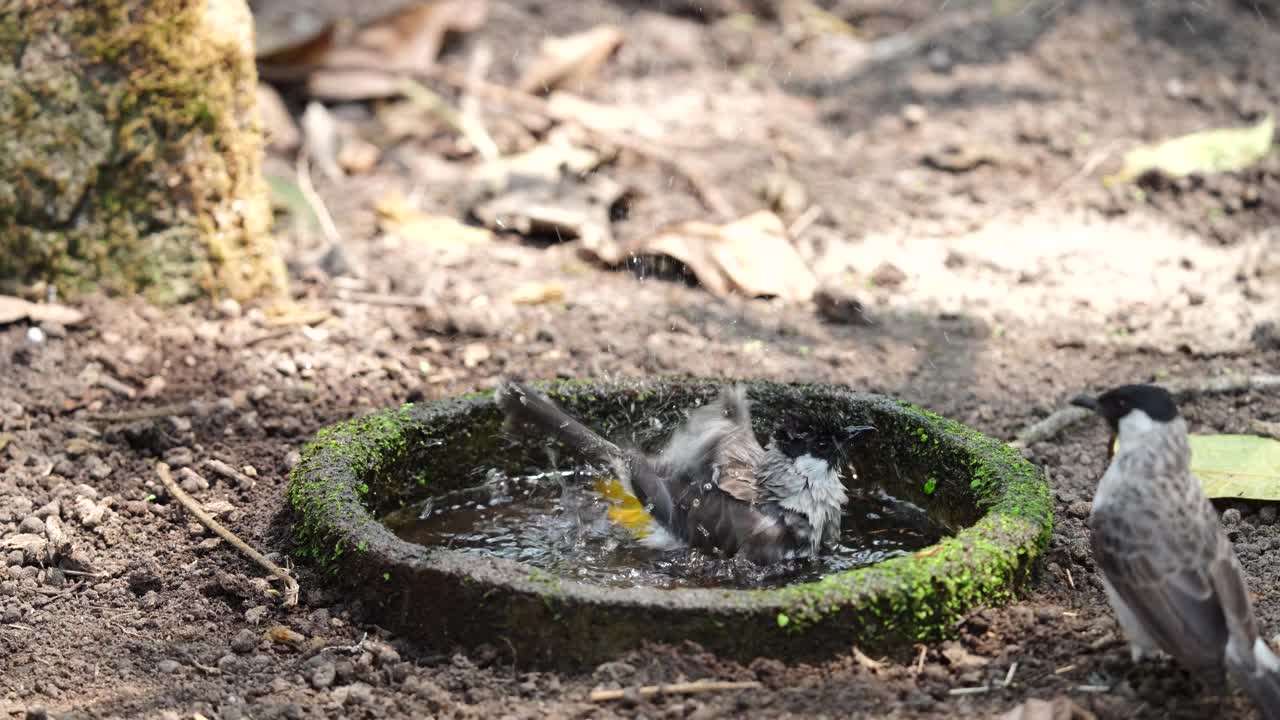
{"left": 1089, "top": 465, "right": 1232, "bottom": 675}
{"left": 656, "top": 385, "right": 765, "bottom": 504}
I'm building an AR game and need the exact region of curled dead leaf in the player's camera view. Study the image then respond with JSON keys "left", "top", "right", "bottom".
{"left": 518, "top": 25, "right": 626, "bottom": 95}
{"left": 623, "top": 211, "right": 817, "bottom": 302}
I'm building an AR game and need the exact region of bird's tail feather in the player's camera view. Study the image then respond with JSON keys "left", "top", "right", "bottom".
{"left": 494, "top": 379, "right": 624, "bottom": 469}
{"left": 1227, "top": 638, "right": 1280, "bottom": 720}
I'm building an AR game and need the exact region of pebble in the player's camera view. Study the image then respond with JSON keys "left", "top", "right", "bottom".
{"left": 283, "top": 450, "right": 302, "bottom": 471}
{"left": 1259, "top": 505, "right": 1277, "bottom": 525}
{"left": 163, "top": 446, "right": 194, "bottom": 468}
{"left": 309, "top": 661, "right": 337, "bottom": 689}
{"left": 1066, "top": 500, "right": 1092, "bottom": 519}
{"left": 157, "top": 659, "right": 181, "bottom": 674}
{"left": 813, "top": 287, "right": 871, "bottom": 326}
{"left": 275, "top": 357, "right": 298, "bottom": 376}
{"left": 85, "top": 454, "right": 112, "bottom": 480}
{"left": 1222, "top": 508, "right": 1242, "bottom": 527}
{"left": 33, "top": 500, "right": 59, "bottom": 520}
{"left": 17, "top": 516, "right": 45, "bottom": 535}
{"left": 217, "top": 298, "right": 243, "bottom": 319}
{"left": 231, "top": 629, "right": 258, "bottom": 654}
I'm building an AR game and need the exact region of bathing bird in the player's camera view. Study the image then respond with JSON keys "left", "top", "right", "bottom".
{"left": 494, "top": 379, "right": 875, "bottom": 565}
{"left": 1072, "top": 383, "right": 1280, "bottom": 719}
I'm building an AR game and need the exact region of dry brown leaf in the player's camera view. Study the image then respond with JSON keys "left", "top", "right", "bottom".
{"left": 472, "top": 173, "right": 627, "bottom": 263}
{"left": 471, "top": 138, "right": 607, "bottom": 195}
{"left": 0, "top": 295, "right": 86, "bottom": 326}
{"left": 517, "top": 25, "right": 626, "bottom": 94}
{"left": 997, "top": 697, "right": 1097, "bottom": 720}
{"left": 545, "top": 91, "right": 664, "bottom": 139}
{"left": 627, "top": 211, "right": 817, "bottom": 302}
{"left": 509, "top": 282, "right": 566, "bottom": 305}
{"left": 260, "top": 1, "right": 490, "bottom": 101}
{"left": 375, "top": 192, "right": 492, "bottom": 246}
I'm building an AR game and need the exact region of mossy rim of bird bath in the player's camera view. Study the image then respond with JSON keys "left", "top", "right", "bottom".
{"left": 287, "top": 377, "right": 1053, "bottom": 669}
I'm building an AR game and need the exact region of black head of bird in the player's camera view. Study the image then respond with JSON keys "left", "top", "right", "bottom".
{"left": 1071, "top": 383, "right": 1179, "bottom": 431}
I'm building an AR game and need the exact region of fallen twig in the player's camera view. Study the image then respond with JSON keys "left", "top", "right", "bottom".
{"left": 156, "top": 462, "right": 299, "bottom": 607}
{"left": 1074, "top": 684, "right": 1111, "bottom": 693}
{"left": 913, "top": 644, "right": 928, "bottom": 674}
{"left": 588, "top": 680, "right": 762, "bottom": 703}
{"left": 1010, "top": 373, "right": 1280, "bottom": 448}
{"left": 948, "top": 685, "right": 991, "bottom": 696}
{"left": 399, "top": 77, "right": 499, "bottom": 160}
{"left": 333, "top": 290, "right": 432, "bottom": 309}
{"left": 1002, "top": 662, "right": 1018, "bottom": 688}
{"left": 202, "top": 458, "right": 255, "bottom": 488}
{"left": 295, "top": 153, "right": 342, "bottom": 246}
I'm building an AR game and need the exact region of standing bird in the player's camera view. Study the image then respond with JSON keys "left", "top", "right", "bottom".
{"left": 494, "top": 379, "right": 875, "bottom": 565}
{"left": 1072, "top": 384, "right": 1280, "bottom": 718}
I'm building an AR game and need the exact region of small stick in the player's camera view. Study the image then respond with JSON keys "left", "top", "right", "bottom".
{"left": 948, "top": 685, "right": 991, "bottom": 696}
{"left": 334, "top": 290, "right": 432, "bottom": 309}
{"left": 96, "top": 374, "right": 138, "bottom": 399}
{"left": 588, "top": 680, "right": 762, "bottom": 703}
{"left": 787, "top": 204, "right": 823, "bottom": 239}
{"left": 1002, "top": 662, "right": 1018, "bottom": 687}
{"left": 156, "top": 462, "right": 299, "bottom": 607}
{"left": 295, "top": 153, "right": 342, "bottom": 246}
{"left": 1074, "top": 684, "right": 1111, "bottom": 693}
{"left": 1054, "top": 663, "right": 1077, "bottom": 674}
{"left": 1065, "top": 568, "right": 1075, "bottom": 590}
{"left": 202, "top": 458, "right": 255, "bottom": 488}
{"left": 913, "top": 644, "right": 928, "bottom": 674}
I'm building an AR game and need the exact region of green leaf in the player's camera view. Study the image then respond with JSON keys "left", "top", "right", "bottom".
{"left": 1189, "top": 434, "right": 1280, "bottom": 501}
{"left": 1104, "top": 114, "right": 1274, "bottom": 186}
{"left": 776, "top": 612, "right": 790, "bottom": 628}
{"left": 265, "top": 173, "right": 322, "bottom": 234}
{"left": 1113, "top": 433, "right": 1280, "bottom": 501}
{"left": 923, "top": 477, "right": 937, "bottom": 495}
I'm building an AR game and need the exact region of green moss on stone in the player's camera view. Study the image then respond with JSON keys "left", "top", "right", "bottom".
{"left": 285, "top": 378, "right": 1054, "bottom": 665}
{"left": 0, "top": 0, "right": 285, "bottom": 303}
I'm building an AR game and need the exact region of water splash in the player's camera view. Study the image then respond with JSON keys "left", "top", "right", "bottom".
{"left": 384, "top": 468, "right": 945, "bottom": 590}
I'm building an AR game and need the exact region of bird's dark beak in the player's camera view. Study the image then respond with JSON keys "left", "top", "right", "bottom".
{"left": 1069, "top": 394, "right": 1099, "bottom": 412}
{"left": 845, "top": 425, "right": 876, "bottom": 439}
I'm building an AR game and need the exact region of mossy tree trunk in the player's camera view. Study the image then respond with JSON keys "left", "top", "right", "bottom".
{"left": 0, "top": 0, "right": 286, "bottom": 304}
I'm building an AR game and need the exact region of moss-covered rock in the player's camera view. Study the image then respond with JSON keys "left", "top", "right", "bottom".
{"left": 0, "top": 0, "right": 286, "bottom": 303}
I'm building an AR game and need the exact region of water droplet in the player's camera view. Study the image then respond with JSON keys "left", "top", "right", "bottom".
{"left": 691, "top": 498, "right": 701, "bottom": 509}
{"left": 702, "top": 483, "right": 712, "bottom": 491}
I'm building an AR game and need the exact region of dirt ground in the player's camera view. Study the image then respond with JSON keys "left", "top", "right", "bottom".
{"left": 4, "top": 0, "right": 1280, "bottom": 718}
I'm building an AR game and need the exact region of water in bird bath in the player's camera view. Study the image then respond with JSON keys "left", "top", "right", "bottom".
{"left": 382, "top": 466, "right": 946, "bottom": 590}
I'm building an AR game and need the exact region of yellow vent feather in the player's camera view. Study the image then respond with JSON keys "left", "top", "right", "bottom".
{"left": 592, "top": 476, "right": 653, "bottom": 538}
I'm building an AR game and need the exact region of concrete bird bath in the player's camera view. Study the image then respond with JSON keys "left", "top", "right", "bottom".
{"left": 287, "top": 378, "right": 1052, "bottom": 669}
